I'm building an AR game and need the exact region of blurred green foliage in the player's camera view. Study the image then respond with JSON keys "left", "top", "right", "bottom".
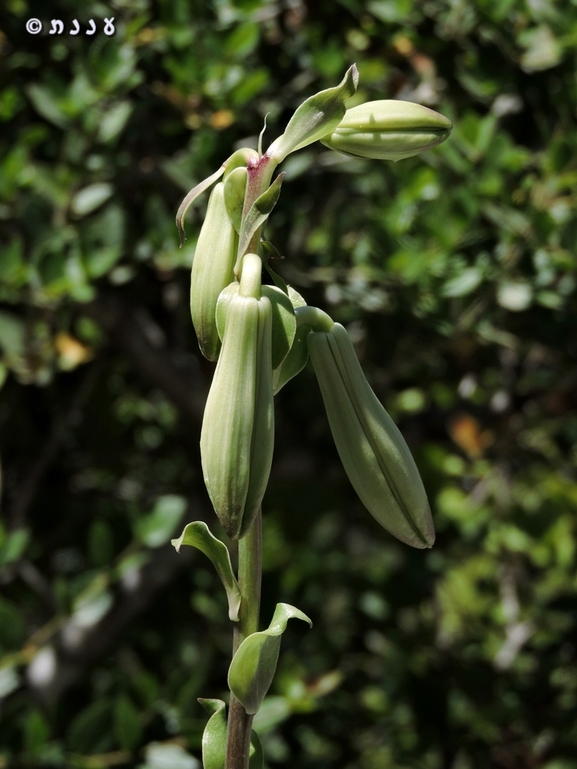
{"left": 1, "top": 0, "right": 577, "bottom": 767}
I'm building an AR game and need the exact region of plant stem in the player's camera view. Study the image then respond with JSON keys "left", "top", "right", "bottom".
{"left": 225, "top": 508, "right": 262, "bottom": 769}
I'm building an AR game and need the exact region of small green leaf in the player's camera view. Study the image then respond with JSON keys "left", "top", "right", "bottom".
{"left": 176, "top": 165, "right": 226, "bottom": 247}
{"left": 236, "top": 174, "right": 285, "bottom": 273}
{"left": 26, "top": 83, "right": 69, "bottom": 128}
{"left": 267, "top": 65, "right": 359, "bottom": 163}
{"left": 98, "top": 101, "right": 132, "bottom": 143}
{"left": 0, "top": 665, "right": 20, "bottom": 698}
{"left": 176, "top": 148, "right": 259, "bottom": 247}
{"left": 24, "top": 709, "right": 50, "bottom": 755}
{"left": 136, "top": 495, "right": 187, "bottom": 548}
{"left": 442, "top": 268, "right": 483, "bottom": 298}
{"left": 272, "top": 290, "right": 310, "bottom": 394}
{"left": 0, "top": 528, "right": 30, "bottom": 567}
{"left": 67, "top": 699, "right": 112, "bottom": 753}
{"left": 198, "top": 699, "right": 264, "bottom": 769}
{"left": 262, "top": 285, "right": 296, "bottom": 370}
{"left": 139, "top": 742, "right": 199, "bottom": 769}
{"left": 0, "top": 311, "right": 25, "bottom": 359}
{"left": 71, "top": 183, "right": 114, "bottom": 216}
{"left": 114, "top": 694, "right": 142, "bottom": 751}
{"left": 198, "top": 699, "right": 227, "bottom": 769}
{"left": 172, "top": 522, "right": 241, "bottom": 622}
{"left": 228, "top": 603, "right": 312, "bottom": 715}
{"left": 249, "top": 729, "right": 264, "bottom": 769}
{"left": 273, "top": 323, "right": 311, "bottom": 395}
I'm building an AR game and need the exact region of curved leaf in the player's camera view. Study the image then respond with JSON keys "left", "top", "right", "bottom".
{"left": 235, "top": 173, "right": 285, "bottom": 273}
{"left": 175, "top": 165, "right": 225, "bottom": 247}
{"left": 262, "top": 285, "right": 296, "bottom": 370}
{"left": 228, "top": 603, "right": 312, "bottom": 715}
{"left": 198, "top": 699, "right": 264, "bottom": 769}
{"left": 172, "top": 522, "right": 241, "bottom": 621}
{"left": 199, "top": 699, "right": 227, "bottom": 769}
{"left": 266, "top": 65, "right": 359, "bottom": 163}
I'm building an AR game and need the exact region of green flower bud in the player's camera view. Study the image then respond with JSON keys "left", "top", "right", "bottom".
{"left": 190, "top": 182, "right": 237, "bottom": 361}
{"left": 320, "top": 100, "right": 452, "bottom": 161}
{"left": 200, "top": 256, "right": 274, "bottom": 539}
{"left": 307, "top": 322, "right": 435, "bottom": 548}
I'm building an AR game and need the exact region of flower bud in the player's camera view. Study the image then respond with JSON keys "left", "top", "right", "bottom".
{"left": 200, "top": 262, "right": 274, "bottom": 539}
{"left": 320, "top": 100, "right": 452, "bottom": 161}
{"left": 308, "top": 322, "right": 435, "bottom": 548}
{"left": 190, "top": 182, "right": 237, "bottom": 361}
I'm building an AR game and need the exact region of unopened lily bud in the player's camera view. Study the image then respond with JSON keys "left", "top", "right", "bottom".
{"left": 320, "top": 100, "right": 451, "bottom": 161}
{"left": 308, "top": 322, "right": 435, "bottom": 548}
{"left": 200, "top": 256, "right": 274, "bottom": 539}
{"left": 190, "top": 182, "right": 237, "bottom": 361}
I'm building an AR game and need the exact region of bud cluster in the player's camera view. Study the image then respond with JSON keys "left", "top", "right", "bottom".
{"left": 180, "top": 65, "right": 451, "bottom": 544}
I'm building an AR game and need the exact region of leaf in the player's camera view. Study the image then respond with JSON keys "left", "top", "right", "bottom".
{"left": 26, "top": 84, "right": 69, "bottom": 128}
{"left": 272, "top": 322, "right": 311, "bottom": 395}
{"left": 139, "top": 742, "right": 200, "bottom": 769}
{"left": 136, "top": 495, "right": 187, "bottom": 548}
{"left": 172, "top": 522, "right": 241, "bottom": 622}
{"left": 249, "top": 730, "right": 264, "bottom": 769}
{"left": 175, "top": 165, "right": 226, "bottom": 247}
{"left": 0, "top": 528, "right": 30, "bottom": 567}
{"left": 198, "top": 699, "right": 263, "bottom": 769}
{"left": 98, "top": 101, "right": 132, "bottom": 143}
{"left": 228, "top": 603, "right": 312, "bottom": 715}
{"left": 272, "top": 290, "right": 310, "bottom": 394}
{"left": 71, "top": 183, "right": 114, "bottom": 216}
{"left": 442, "top": 268, "right": 483, "bottom": 298}
{"left": 519, "top": 26, "right": 561, "bottom": 72}
{"left": 0, "top": 665, "right": 20, "bottom": 698}
{"left": 262, "top": 285, "right": 296, "bottom": 370}
{"left": 267, "top": 65, "right": 359, "bottom": 163}
{"left": 114, "top": 694, "right": 143, "bottom": 751}
{"left": 198, "top": 699, "right": 227, "bottom": 769}
{"left": 0, "top": 310, "right": 25, "bottom": 358}
{"left": 236, "top": 173, "right": 285, "bottom": 272}
{"left": 67, "top": 699, "right": 113, "bottom": 754}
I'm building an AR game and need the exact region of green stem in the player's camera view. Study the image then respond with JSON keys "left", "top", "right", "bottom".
{"left": 225, "top": 508, "right": 262, "bottom": 769}
{"left": 295, "top": 305, "right": 334, "bottom": 332}
{"left": 239, "top": 254, "right": 263, "bottom": 299}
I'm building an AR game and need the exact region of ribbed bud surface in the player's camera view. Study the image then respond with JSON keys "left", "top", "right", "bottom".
{"left": 320, "top": 100, "right": 452, "bottom": 161}
{"left": 308, "top": 323, "right": 435, "bottom": 548}
{"left": 200, "top": 289, "right": 274, "bottom": 539}
{"left": 190, "top": 182, "right": 237, "bottom": 361}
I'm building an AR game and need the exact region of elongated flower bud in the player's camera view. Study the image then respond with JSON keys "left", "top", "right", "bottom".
{"left": 307, "top": 322, "right": 435, "bottom": 548}
{"left": 190, "top": 182, "right": 237, "bottom": 361}
{"left": 200, "top": 260, "right": 274, "bottom": 539}
{"left": 320, "top": 100, "right": 451, "bottom": 161}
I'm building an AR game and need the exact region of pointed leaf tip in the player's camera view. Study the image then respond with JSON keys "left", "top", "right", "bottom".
{"left": 267, "top": 65, "right": 359, "bottom": 163}
{"left": 175, "top": 165, "right": 226, "bottom": 247}
{"left": 171, "top": 521, "right": 241, "bottom": 621}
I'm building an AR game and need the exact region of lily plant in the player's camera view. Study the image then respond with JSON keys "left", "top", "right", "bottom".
{"left": 171, "top": 64, "right": 451, "bottom": 769}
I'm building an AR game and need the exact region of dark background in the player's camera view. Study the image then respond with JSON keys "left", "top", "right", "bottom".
{"left": 1, "top": 0, "right": 577, "bottom": 767}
